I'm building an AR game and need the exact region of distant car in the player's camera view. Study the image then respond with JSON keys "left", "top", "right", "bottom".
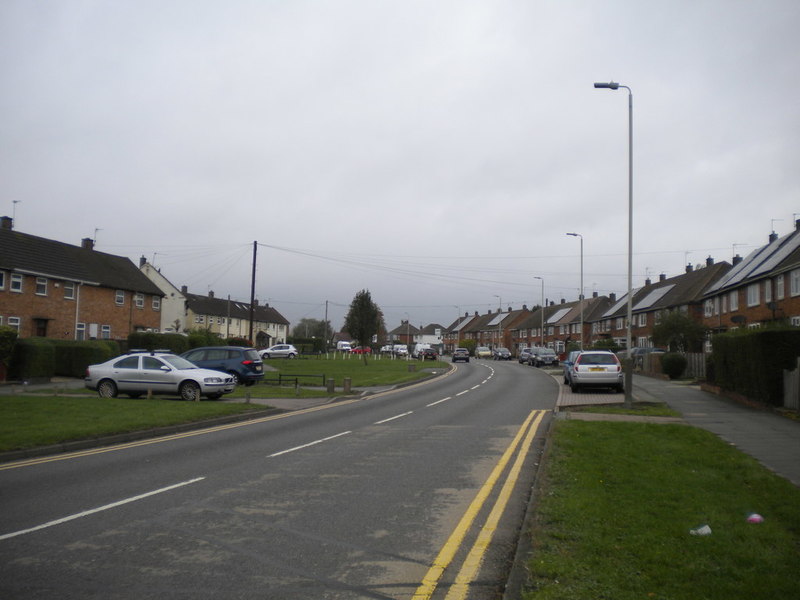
{"left": 528, "top": 347, "right": 559, "bottom": 368}
{"left": 627, "top": 346, "right": 667, "bottom": 368}
{"left": 421, "top": 348, "right": 438, "bottom": 360}
{"left": 475, "top": 346, "right": 492, "bottom": 359}
{"left": 393, "top": 344, "right": 409, "bottom": 357}
{"left": 569, "top": 350, "right": 623, "bottom": 393}
{"left": 562, "top": 350, "right": 582, "bottom": 385}
{"left": 85, "top": 350, "right": 235, "bottom": 400}
{"left": 493, "top": 347, "right": 512, "bottom": 360}
{"left": 351, "top": 346, "right": 372, "bottom": 354}
{"left": 452, "top": 348, "right": 470, "bottom": 363}
{"left": 181, "top": 346, "right": 265, "bottom": 386}
{"left": 260, "top": 344, "right": 298, "bottom": 359}
{"left": 518, "top": 348, "right": 535, "bottom": 364}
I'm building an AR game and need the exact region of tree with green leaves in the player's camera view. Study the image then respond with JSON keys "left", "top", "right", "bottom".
{"left": 343, "top": 290, "right": 383, "bottom": 365}
{"left": 652, "top": 310, "right": 707, "bottom": 353}
{"left": 291, "top": 318, "right": 333, "bottom": 341}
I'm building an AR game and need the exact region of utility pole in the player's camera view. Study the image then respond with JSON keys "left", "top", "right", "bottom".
{"left": 248, "top": 241, "right": 257, "bottom": 344}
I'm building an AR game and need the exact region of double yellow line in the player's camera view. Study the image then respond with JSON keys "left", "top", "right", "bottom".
{"left": 413, "top": 409, "right": 546, "bottom": 600}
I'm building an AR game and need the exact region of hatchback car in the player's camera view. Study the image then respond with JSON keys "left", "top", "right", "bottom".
{"left": 562, "top": 350, "right": 582, "bottom": 385}
{"left": 493, "top": 347, "right": 512, "bottom": 360}
{"left": 351, "top": 346, "right": 372, "bottom": 354}
{"left": 528, "top": 347, "right": 559, "bottom": 368}
{"left": 518, "top": 348, "right": 535, "bottom": 364}
{"left": 569, "top": 351, "right": 623, "bottom": 393}
{"left": 85, "top": 351, "right": 235, "bottom": 400}
{"left": 421, "top": 348, "right": 438, "bottom": 360}
{"left": 474, "top": 346, "right": 492, "bottom": 359}
{"left": 181, "top": 346, "right": 264, "bottom": 386}
{"left": 260, "top": 344, "right": 298, "bottom": 359}
{"left": 452, "top": 348, "right": 470, "bottom": 362}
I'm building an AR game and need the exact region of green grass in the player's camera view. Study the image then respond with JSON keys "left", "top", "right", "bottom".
{"left": 0, "top": 396, "right": 262, "bottom": 452}
{"left": 526, "top": 421, "right": 800, "bottom": 599}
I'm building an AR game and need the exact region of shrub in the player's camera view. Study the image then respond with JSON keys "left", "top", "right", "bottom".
{"left": 661, "top": 352, "right": 687, "bottom": 380}
{"left": 225, "top": 337, "right": 252, "bottom": 348}
{"left": 8, "top": 338, "right": 55, "bottom": 381}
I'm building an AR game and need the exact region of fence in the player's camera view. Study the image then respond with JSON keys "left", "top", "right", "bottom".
{"left": 261, "top": 373, "right": 326, "bottom": 387}
{"left": 784, "top": 358, "right": 800, "bottom": 411}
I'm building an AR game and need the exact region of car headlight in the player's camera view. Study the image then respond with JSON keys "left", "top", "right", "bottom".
{"left": 204, "top": 377, "right": 223, "bottom": 383}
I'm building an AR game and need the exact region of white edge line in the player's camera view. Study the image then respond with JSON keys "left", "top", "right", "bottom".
{"left": 374, "top": 412, "right": 413, "bottom": 425}
{"left": 471, "top": 385, "right": 481, "bottom": 390}
{"left": 456, "top": 391, "right": 469, "bottom": 396}
{"left": 426, "top": 397, "right": 452, "bottom": 407}
{"left": 0, "top": 477, "right": 205, "bottom": 542}
{"left": 269, "top": 431, "right": 352, "bottom": 458}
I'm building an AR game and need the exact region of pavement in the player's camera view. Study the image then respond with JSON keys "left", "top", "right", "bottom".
{"left": 2, "top": 374, "right": 799, "bottom": 487}
{"left": 556, "top": 372, "right": 800, "bottom": 488}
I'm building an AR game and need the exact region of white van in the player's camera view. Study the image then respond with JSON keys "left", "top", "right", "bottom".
{"left": 412, "top": 343, "right": 431, "bottom": 358}
{"left": 336, "top": 341, "right": 352, "bottom": 352}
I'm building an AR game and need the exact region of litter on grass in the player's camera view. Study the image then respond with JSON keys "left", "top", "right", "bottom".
{"left": 690, "top": 524, "right": 712, "bottom": 536}
{"left": 747, "top": 513, "right": 764, "bottom": 523}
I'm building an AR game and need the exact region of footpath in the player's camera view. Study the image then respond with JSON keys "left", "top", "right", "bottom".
{"left": 558, "top": 373, "right": 800, "bottom": 488}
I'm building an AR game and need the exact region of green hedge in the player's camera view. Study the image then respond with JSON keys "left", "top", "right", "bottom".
{"left": 9, "top": 338, "right": 55, "bottom": 381}
{"left": 128, "top": 332, "right": 191, "bottom": 353}
{"left": 8, "top": 338, "right": 120, "bottom": 381}
{"left": 711, "top": 328, "right": 800, "bottom": 406}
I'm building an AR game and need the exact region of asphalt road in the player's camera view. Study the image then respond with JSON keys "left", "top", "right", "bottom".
{"left": 0, "top": 360, "right": 558, "bottom": 599}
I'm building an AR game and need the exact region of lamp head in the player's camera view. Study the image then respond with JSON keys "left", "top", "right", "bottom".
{"left": 594, "top": 82, "right": 619, "bottom": 90}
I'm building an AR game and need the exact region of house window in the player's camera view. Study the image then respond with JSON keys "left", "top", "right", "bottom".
{"left": 721, "top": 295, "right": 727, "bottom": 313}
{"left": 35, "top": 277, "right": 47, "bottom": 296}
{"left": 776, "top": 275, "right": 784, "bottom": 300}
{"left": 34, "top": 318, "right": 47, "bottom": 337}
{"left": 196, "top": 315, "right": 205, "bottom": 324}
{"left": 746, "top": 283, "right": 760, "bottom": 307}
{"left": 638, "top": 314, "right": 647, "bottom": 327}
{"left": 134, "top": 293, "right": 144, "bottom": 309}
{"left": 0, "top": 271, "right": 4, "bottom": 289}
{"left": 791, "top": 269, "right": 800, "bottom": 297}
{"left": 730, "top": 290, "right": 739, "bottom": 311}
{"left": 765, "top": 280, "right": 772, "bottom": 304}
{"left": 115, "top": 290, "right": 125, "bottom": 305}
{"left": 704, "top": 300, "right": 713, "bottom": 317}
{"left": 152, "top": 296, "right": 160, "bottom": 310}
{"left": 76, "top": 323, "right": 85, "bottom": 341}
{"left": 101, "top": 325, "right": 111, "bottom": 339}
{"left": 616, "top": 317, "right": 624, "bottom": 330}
{"left": 791, "top": 316, "right": 800, "bottom": 327}
{"left": 8, "top": 317, "right": 20, "bottom": 332}
{"left": 64, "top": 281, "right": 75, "bottom": 300}
{"left": 11, "top": 274, "right": 23, "bottom": 293}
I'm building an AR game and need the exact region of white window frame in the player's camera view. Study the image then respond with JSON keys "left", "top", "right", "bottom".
{"left": 101, "top": 325, "right": 111, "bottom": 339}
{"left": 134, "top": 293, "right": 144, "bottom": 309}
{"left": 10, "top": 273, "right": 23, "bottom": 293}
{"left": 765, "top": 279, "right": 772, "bottom": 304}
{"left": 746, "top": 283, "right": 760, "bottom": 307}
{"left": 791, "top": 316, "right": 800, "bottom": 327}
{"left": 791, "top": 269, "right": 800, "bottom": 297}
{"left": 730, "top": 290, "right": 739, "bottom": 311}
{"left": 704, "top": 299, "right": 713, "bottom": 317}
{"left": 776, "top": 274, "right": 785, "bottom": 300}
{"left": 35, "top": 277, "right": 47, "bottom": 296}
{"left": 115, "top": 290, "right": 125, "bottom": 305}
{"left": 0, "top": 271, "right": 5, "bottom": 290}
{"left": 638, "top": 313, "right": 647, "bottom": 327}
{"left": 152, "top": 296, "right": 161, "bottom": 310}
{"left": 76, "top": 322, "right": 85, "bottom": 341}
{"left": 8, "top": 316, "right": 21, "bottom": 332}
{"left": 63, "top": 281, "right": 75, "bottom": 300}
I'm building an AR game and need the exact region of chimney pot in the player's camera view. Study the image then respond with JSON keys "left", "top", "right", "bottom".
{"left": 645, "top": 278, "right": 652, "bottom": 286}
{"left": 733, "top": 255, "right": 743, "bottom": 266}
{"left": 139, "top": 256, "right": 147, "bottom": 267}
{"left": 181, "top": 285, "right": 188, "bottom": 294}
{"left": 610, "top": 293, "right": 617, "bottom": 302}
{"left": 685, "top": 263, "right": 694, "bottom": 273}
{"left": 0, "top": 216, "right": 12, "bottom": 230}
{"left": 769, "top": 232, "right": 778, "bottom": 243}
{"left": 81, "top": 238, "right": 94, "bottom": 250}
{"left": 659, "top": 273, "right": 667, "bottom": 282}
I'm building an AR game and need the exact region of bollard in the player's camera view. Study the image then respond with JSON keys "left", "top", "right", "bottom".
{"left": 343, "top": 377, "right": 351, "bottom": 393}
{"left": 326, "top": 378, "right": 335, "bottom": 393}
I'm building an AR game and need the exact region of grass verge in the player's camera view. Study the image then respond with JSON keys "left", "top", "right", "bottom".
{"left": 0, "top": 396, "right": 263, "bottom": 452}
{"left": 526, "top": 421, "right": 800, "bottom": 599}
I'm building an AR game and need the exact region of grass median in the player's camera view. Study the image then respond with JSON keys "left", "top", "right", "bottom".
{"left": 526, "top": 419, "right": 800, "bottom": 599}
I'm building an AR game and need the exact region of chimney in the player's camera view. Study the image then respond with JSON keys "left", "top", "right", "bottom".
{"left": 81, "top": 238, "right": 94, "bottom": 250}
{"left": 706, "top": 256, "right": 714, "bottom": 267}
{"left": 645, "top": 278, "right": 652, "bottom": 286}
{"left": 769, "top": 231, "right": 778, "bottom": 243}
{"left": 253, "top": 298, "right": 259, "bottom": 307}
{"left": 208, "top": 290, "right": 214, "bottom": 298}
{"left": 522, "top": 304, "right": 528, "bottom": 311}
{"left": 609, "top": 293, "right": 617, "bottom": 302}
{"left": 685, "top": 263, "right": 694, "bottom": 273}
{"left": 732, "top": 255, "right": 743, "bottom": 266}
{"left": 560, "top": 298, "right": 565, "bottom": 304}
{"left": 181, "top": 285, "right": 188, "bottom": 294}
{"left": 0, "top": 216, "right": 12, "bottom": 230}
{"left": 796, "top": 219, "right": 800, "bottom": 231}
{"left": 659, "top": 273, "right": 667, "bottom": 282}
{"left": 592, "top": 291, "right": 598, "bottom": 298}
{"left": 139, "top": 256, "right": 147, "bottom": 267}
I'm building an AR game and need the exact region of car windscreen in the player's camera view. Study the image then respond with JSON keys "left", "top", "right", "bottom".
{"left": 578, "top": 354, "right": 617, "bottom": 365}
{"left": 542, "top": 349, "right": 556, "bottom": 355}
{"left": 162, "top": 355, "right": 200, "bottom": 370}
{"left": 243, "top": 349, "right": 261, "bottom": 360}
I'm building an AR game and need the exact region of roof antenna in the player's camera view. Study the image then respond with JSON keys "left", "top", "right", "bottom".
{"left": 93, "top": 228, "right": 102, "bottom": 245}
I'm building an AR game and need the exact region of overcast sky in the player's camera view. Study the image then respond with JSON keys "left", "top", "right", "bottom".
{"left": 2, "top": 1, "right": 798, "bottom": 332}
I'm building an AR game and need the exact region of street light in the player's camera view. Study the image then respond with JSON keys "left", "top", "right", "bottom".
{"left": 493, "top": 295, "right": 502, "bottom": 348}
{"left": 533, "top": 277, "right": 544, "bottom": 347}
{"left": 594, "top": 80, "right": 633, "bottom": 408}
{"left": 566, "top": 233, "right": 584, "bottom": 350}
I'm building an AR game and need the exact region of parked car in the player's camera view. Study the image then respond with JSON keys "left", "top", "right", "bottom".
{"left": 493, "top": 347, "right": 512, "bottom": 360}
{"left": 626, "top": 346, "right": 667, "bottom": 368}
{"left": 475, "top": 346, "right": 492, "bottom": 359}
{"left": 569, "top": 350, "right": 623, "bottom": 393}
{"left": 85, "top": 350, "right": 235, "bottom": 400}
{"left": 421, "top": 347, "right": 438, "bottom": 360}
{"left": 528, "top": 347, "right": 559, "bottom": 368}
{"left": 452, "top": 348, "right": 470, "bottom": 363}
{"left": 336, "top": 341, "right": 352, "bottom": 352}
{"left": 518, "top": 347, "right": 535, "bottom": 364}
{"left": 412, "top": 343, "right": 432, "bottom": 358}
{"left": 351, "top": 346, "right": 372, "bottom": 354}
{"left": 260, "top": 344, "right": 298, "bottom": 359}
{"left": 392, "top": 344, "right": 409, "bottom": 357}
{"left": 562, "top": 350, "right": 582, "bottom": 385}
{"left": 181, "top": 346, "right": 265, "bottom": 386}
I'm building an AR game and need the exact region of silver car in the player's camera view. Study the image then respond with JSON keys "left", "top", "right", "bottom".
{"left": 85, "top": 351, "right": 236, "bottom": 401}
{"left": 260, "top": 344, "right": 298, "bottom": 359}
{"left": 569, "top": 351, "right": 623, "bottom": 393}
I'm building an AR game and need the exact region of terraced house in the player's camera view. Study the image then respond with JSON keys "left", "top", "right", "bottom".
{"left": 0, "top": 216, "right": 163, "bottom": 340}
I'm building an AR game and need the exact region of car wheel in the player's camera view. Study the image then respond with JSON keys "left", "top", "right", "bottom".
{"left": 180, "top": 381, "right": 201, "bottom": 402}
{"left": 288, "top": 353, "right": 296, "bottom": 359}
{"left": 97, "top": 379, "right": 118, "bottom": 398}
{"left": 570, "top": 382, "right": 580, "bottom": 393}
{"left": 228, "top": 371, "right": 240, "bottom": 386}
{"left": 262, "top": 353, "right": 270, "bottom": 359}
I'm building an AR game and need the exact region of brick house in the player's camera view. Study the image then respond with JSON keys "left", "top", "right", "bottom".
{"left": 702, "top": 222, "right": 800, "bottom": 334}
{"left": 0, "top": 216, "right": 163, "bottom": 340}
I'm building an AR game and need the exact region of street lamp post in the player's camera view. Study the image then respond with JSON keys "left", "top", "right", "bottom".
{"left": 533, "top": 276, "right": 544, "bottom": 347}
{"left": 566, "top": 232, "right": 584, "bottom": 350}
{"left": 594, "top": 80, "right": 633, "bottom": 408}
{"left": 493, "top": 295, "right": 502, "bottom": 348}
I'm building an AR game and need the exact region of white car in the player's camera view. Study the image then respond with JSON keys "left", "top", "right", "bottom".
{"left": 260, "top": 344, "right": 298, "bottom": 359}
{"left": 84, "top": 351, "right": 235, "bottom": 401}
{"left": 569, "top": 351, "right": 624, "bottom": 393}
